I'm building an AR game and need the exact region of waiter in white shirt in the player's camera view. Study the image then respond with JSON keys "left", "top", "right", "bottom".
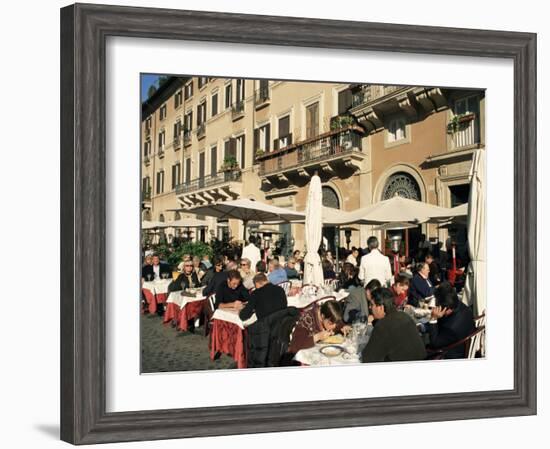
{"left": 241, "top": 235, "right": 261, "bottom": 272}
{"left": 358, "top": 236, "right": 393, "bottom": 287}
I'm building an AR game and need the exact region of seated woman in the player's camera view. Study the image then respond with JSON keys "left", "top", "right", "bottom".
{"left": 409, "top": 262, "right": 434, "bottom": 307}
{"left": 288, "top": 300, "right": 350, "bottom": 353}
{"left": 322, "top": 259, "right": 336, "bottom": 280}
{"left": 339, "top": 264, "right": 370, "bottom": 323}
{"left": 168, "top": 259, "right": 200, "bottom": 293}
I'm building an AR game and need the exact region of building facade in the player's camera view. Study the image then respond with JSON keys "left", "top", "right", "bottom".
{"left": 141, "top": 76, "right": 484, "bottom": 257}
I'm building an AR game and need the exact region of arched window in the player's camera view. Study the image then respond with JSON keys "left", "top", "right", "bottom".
{"left": 322, "top": 186, "right": 340, "bottom": 209}
{"left": 159, "top": 214, "right": 165, "bottom": 222}
{"left": 142, "top": 210, "right": 151, "bottom": 221}
{"left": 382, "top": 172, "right": 421, "bottom": 201}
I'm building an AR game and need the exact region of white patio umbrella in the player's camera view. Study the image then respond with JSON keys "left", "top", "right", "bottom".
{"left": 372, "top": 222, "right": 419, "bottom": 231}
{"left": 302, "top": 175, "right": 324, "bottom": 287}
{"left": 462, "top": 149, "right": 486, "bottom": 316}
{"left": 186, "top": 198, "right": 305, "bottom": 240}
{"left": 424, "top": 203, "right": 469, "bottom": 224}
{"left": 342, "top": 196, "right": 455, "bottom": 225}
{"left": 141, "top": 220, "right": 169, "bottom": 230}
{"left": 166, "top": 218, "right": 208, "bottom": 228}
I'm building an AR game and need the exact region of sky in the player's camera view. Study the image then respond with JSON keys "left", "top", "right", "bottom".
{"left": 140, "top": 74, "right": 161, "bottom": 102}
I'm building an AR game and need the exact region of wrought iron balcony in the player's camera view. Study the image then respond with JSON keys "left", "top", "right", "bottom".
{"left": 257, "top": 126, "right": 364, "bottom": 178}
{"left": 448, "top": 113, "right": 480, "bottom": 150}
{"left": 175, "top": 169, "right": 242, "bottom": 195}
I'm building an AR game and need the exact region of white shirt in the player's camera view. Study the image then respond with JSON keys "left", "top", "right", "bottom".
{"left": 358, "top": 249, "right": 393, "bottom": 286}
{"left": 153, "top": 264, "right": 160, "bottom": 280}
{"left": 345, "top": 254, "right": 357, "bottom": 266}
{"left": 241, "top": 243, "right": 261, "bottom": 272}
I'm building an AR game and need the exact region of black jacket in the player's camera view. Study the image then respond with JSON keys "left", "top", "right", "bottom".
{"left": 362, "top": 310, "right": 427, "bottom": 362}
{"left": 142, "top": 263, "right": 171, "bottom": 281}
{"left": 246, "top": 307, "right": 299, "bottom": 368}
{"left": 427, "top": 302, "right": 475, "bottom": 359}
{"left": 202, "top": 270, "right": 229, "bottom": 297}
{"left": 409, "top": 273, "right": 434, "bottom": 307}
{"left": 214, "top": 282, "right": 250, "bottom": 308}
{"left": 239, "top": 283, "right": 287, "bottom": 321}
{"left": 168, "top": 271, "right": 200, "bottom": 293}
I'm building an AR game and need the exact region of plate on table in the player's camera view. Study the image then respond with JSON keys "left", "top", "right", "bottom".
{"left": 321, "top": 334, "right": 345, "bottom": 344}
{"left": 319, "top": 345, "right": 345, "bottom": 357}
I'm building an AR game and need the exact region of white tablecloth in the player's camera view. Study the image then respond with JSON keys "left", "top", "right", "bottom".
{"left": 166, "top": 291, "right": 205, "bottom": 308}
{"left": 142, "top": 279, "right": 172, "bottom": 295}
{"left": 294, "top": 338, "right": 362, "bottom": 366}
{"left": 211, "top": 309, "right": 257, "bottom": 330}
{"left": 287, "top": 290, "right": 349, "bottom": 309}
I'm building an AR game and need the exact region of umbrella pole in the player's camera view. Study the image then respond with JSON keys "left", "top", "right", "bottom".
{"left": 335, "top": 226, "right": 340, "bottom": 274}
{"left": 242, "top": 220, "right": 248, "bottom": 242}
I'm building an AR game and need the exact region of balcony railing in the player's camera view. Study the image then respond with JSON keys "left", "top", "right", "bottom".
{"left": 196, "top": 123, "right": 206, "bottom": 139}
{"left": 258, "top": 127, "right": 363, "bottom": 176}
{"left": 183, "top": 130, "right": 192, "bottom": 146}
{"left": 448, "top": 113, "right": 480, "bottom": 150}
{"left": 351, "top": 85, "right": 406, "bottom": 108}
{"left": 176, "top": 169, "right": 242, "bottom": 195}
{"left": 232, "top": 100, "right": 245, "bottom": 120}
{"left": 173, "top": 137, "right": 181, "bottom": 150}
{"left": 254, "top": 86, "right": 270, "bottom": 107}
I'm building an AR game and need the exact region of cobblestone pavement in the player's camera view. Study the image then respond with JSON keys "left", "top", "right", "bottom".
{"left": 141, "top": 313, "right": 237, "bottom": 373}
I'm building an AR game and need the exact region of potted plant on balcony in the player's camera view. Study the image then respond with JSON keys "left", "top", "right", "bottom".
{"left": 330, "top": 114, "right": 355, "bottom": 131}
{"left": 255, "top": 148, "right": 265, "bottom": 159}
{"left": 447, "top": 112, "right": 476, "bottom": 134}
{"left": 221, "top": 156, "right": 239, "bottom": 172}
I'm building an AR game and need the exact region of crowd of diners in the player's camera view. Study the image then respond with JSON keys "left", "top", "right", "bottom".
{"left": 141, "top": 233, "right": 477, "bottom": 366}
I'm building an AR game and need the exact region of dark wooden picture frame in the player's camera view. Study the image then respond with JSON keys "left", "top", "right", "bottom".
{"left": 60, "top": 3, "right": 537, "bottom": 444}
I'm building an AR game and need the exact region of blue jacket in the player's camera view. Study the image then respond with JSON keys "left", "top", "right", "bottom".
{"left": 409, "top": 273, "right": 434, "bottom": 307}
{"left": 268, "top": 268, "right": 288, "bottom": 285}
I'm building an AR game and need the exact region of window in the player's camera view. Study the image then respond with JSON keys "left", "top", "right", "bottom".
{"left": 185, "top": 158, "right": 192, "bottom": 184}
{"left": 454, "top": 95, "right": 479, "bottom": 116}
{"left": 197, "top": 101, "right": 207, "bottom": 126}
{"left": 184, "top": 111, "right": 193, "bottom": 131}
{"left": 274, "top": 115, "right": 292, "bottom": 150}
{"left": 338, "top": 88, "right": 352, "bottom": 114}
{"left": 184, "top": 81, "right": 193, "bottom": 100}
{"left": 159, "top": 104, "right": 167, "bottom": 121}
{"left": 236, "top": 79, "right": 245, "bottom": 103}
{"left": 254, "top": 123, "right": 271, "bottom": 152}
{"left": 156, "top": 170, "right": 164, "bottom": 194}
{"left": 174, "top": 90, "right": 183, "bottom": 108}
{"left": 387, "top": 118, "right": 407, "bottom": 142}
{"left": 224, "top": 138, "right": 236, "bottom": 159}
{"left": 145, "top": 117, "right": 151, "bottom": 130}
{"left": 142, "top": 176, "right": 150, "bottom": 194}
{"left": 306, "top": 102, "right": 319, "bottom": 138}
{"left": 211, "top": 92, "right": 218, "bottom": 117}
{"left": 225, "top": 83, "right": 232, "bottom": 109}
{"left": 143, "top": 140, "right": 151, "bottom": 157}
{"left": 210, "top": 146, "right": 218, "bottom": 175}
{"left": 171, "top": 163, "right": 181, "bottom": 189}
{"left": 198, "top": 77, "right": 208, "bottom": 88}
{"left": 173, "top": 120, "right": 182, "bottom": 141}
{"left": 236, "top": 135, "right": 246, "bottom": 168}
{"left": 158, "top": 130, "right": 166, "bottom": 150}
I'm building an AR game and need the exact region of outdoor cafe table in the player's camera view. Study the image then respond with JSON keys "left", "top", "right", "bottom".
{"left": 286, "top": 289, "right": 349, "bottom": 309}
{"left": 210, "top": 309, "right": 257, "bottom": 369}
{"left": 142, "top": 278, "right": 172, "bottom": 314}
{"left": 164, "top": 290, "right": 206, "bottom": 331}
{"left": 294, "top": 336, "right": 364, "bottom": 366}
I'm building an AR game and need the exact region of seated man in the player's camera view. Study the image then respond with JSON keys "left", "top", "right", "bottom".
{"left": 267, "top": 259, "right": 288, "bottom": 285}
{"left": 203, "top": 260, "right": 237, "bottom": 297}
{"left": 284, "top": 257, "right": 300, "bottom": 280}
{"left": 142, "top": 254, "right": 171, "bottom": 281}
{"left": 426, "top": 281, "right": 475, "bottom": 359}
{"left": 168, "top": 259, "right": 200, "bottom": 293}
{"left": 391, "top": 274, "right": 410, "bottom": 309}
{"left": 239, "top": 273, "right": 288, "bottom": 321}
{"left": 409, "top": 262, "right": 434, "bottom": 307}
{"left": 215, "top": 269, "right": 250, "bottom": 310}
{"left": 361, "top": 288, "right": 427, "bottom": 363}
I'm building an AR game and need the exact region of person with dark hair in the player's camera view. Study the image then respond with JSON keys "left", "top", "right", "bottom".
{"left": 345, "top": 247, "right": 359, "bottom": 267}
{"left": 391, "top": 274, "right": 410, "bottom": 309}
{"left": 426, "top": 282, "right": 475, "bottom": 359}
{"left": 409, "top": 262, "right": 434, "bottom": 307}
{"left": 288, "top": 300, "right": 350, "bottom": 353}
{"left": 322, "top": 259, "right": 336, "bottom": 280}
{"left": 361, "top": 288, "right": 427, "bottom": 363}
{"left": 423, "top": 252, "right": 442, "bottom": 286}
{"left": 201, "top": 255, "right": 225, "bottom": 293}
{"left": 142, "top": 254, "right": 171, "bottom": 281}
{"left": 239, "top": 273, "right": 287, "bottom": 321}
{"left": 365, "top": 279, "right": 382, "bottom": 305}
{"left": 214, "top": 270, "right": 250, "bottom": 310}
{"left": 340, "top": 264, "right": 370, "bottom": 323}
{"left": 358, "top": 236, "right": 393, "bottom": 287}
{"left": 255, "top": 260, "right": 267, "bottom": 274}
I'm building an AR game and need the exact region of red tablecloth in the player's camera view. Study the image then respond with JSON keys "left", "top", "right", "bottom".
{"left": 178, "top": 299, "right": 206, "bottom": 331}
{"left": 210, "top": 319, "right": 247, "bottom": 369}
{"left": 163, "top": 302, "right": 181, "bottom": 324}
{"left": 142, "top": 288, "right": 157, "bottom": 314}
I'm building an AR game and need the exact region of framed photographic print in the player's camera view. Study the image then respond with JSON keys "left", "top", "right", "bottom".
{"left": 60, "top": 3, "right": 537, "bottom": 445}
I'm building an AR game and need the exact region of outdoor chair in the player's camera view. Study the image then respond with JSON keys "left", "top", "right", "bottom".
{"left": 313, "top": 295, "right": 336, "bottom": 306}
{"left": 426, "top": 325, "right": 486, "bottom": 360}
{"left": 277, "top": 281, "right": 291, "bottom": 295}
{"left": 301, "top": 284, "right": 319, "bottom": 296}
{"left": 203, "top": 293, "right": 216, "bottom": 337}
